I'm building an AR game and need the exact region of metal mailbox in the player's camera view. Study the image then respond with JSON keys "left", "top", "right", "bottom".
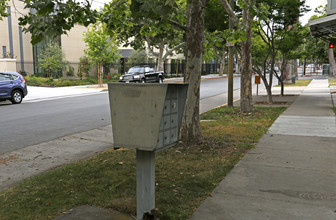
{"left": 108, "top": 83, "right": 188, "bottom": 151}
{"left": 108, "top": 83, "right": 188, "bottom": 220}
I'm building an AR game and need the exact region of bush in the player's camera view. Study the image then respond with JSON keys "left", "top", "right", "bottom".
{"left": 66, "top": 66, "right": 75, "bottom": 77}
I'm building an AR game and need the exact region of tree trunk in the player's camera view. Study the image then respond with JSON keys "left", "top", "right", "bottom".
{"left": 100, "top": 61, "right": 104, "bottom": 87}
{"left": 328, "top": 43, "right": 336, "bottom": 76}
{"left": 97, "top": 62, "right": 100, "bottom": 87}
{"left": 258, "top": 71, "right": 273, "bottom": 103}
{"left": 219, "top": 48, "right": 226, "bottom": 76}
{"left": 240, "top": 0, "right": 254, "bottom": 113}
{"left": 263, "top": 75, "right": 273, "bottom": 103}
{"left": 303, "top": 58, "right": 306, "bottom": 75}
{"left": 180, "top": 0, "right": 206, "bottom": 144}
{"left": 280, "top": 79, "right": 285, "bottom": 96}
{"left": 157, "top": 42, "right": 165, "bottom": 71}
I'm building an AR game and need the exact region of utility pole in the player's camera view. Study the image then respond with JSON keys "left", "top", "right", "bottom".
{"left": 227, "top": 0, "right": 234, "bottom": 107}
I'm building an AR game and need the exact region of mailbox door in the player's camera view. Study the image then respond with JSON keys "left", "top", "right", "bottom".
{"left": 108, "top": 83, "right": 167, "bottom": 151}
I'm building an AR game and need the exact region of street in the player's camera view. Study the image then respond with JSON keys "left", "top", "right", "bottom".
{"left": 0, "top": 77, "right": 241, "bottom": 154}
{"left": 0, "top": 93, "right": 111, "bottom": 154}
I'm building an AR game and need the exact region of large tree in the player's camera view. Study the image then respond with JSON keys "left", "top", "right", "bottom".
{"left": 19, "top": 0, "right": 208, "bottom": 143}
{"left": 101, "top": 0, "right": 185, "bottom": 71}
{"left": 203, "top": 0, "right": 230, "bottom": 76}
{"left": 304, "top": 5, "right": 330, "bottom": 74}
{"left": 180, "top": 0, "right": 208, "bottom": 143}
{"left": 221, "top": 0, "right": 255, "bottom": 113}
{"left": 19, "top": 0, "right": 97, "bottom": 44}
{"left": 120, "top": 0, "right": 208, "bottom": 143}
{"left": 253, "top": 0, "right": 308, "bottom": 102}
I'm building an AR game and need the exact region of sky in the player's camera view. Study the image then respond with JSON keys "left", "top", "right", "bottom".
{"left": 89, "top": 0, "right": 327, "bottom": 25}
{"left": 300, "top": 0, "right": 328, "bottom": 25}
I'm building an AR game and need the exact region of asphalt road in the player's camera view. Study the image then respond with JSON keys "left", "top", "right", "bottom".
{"left": 0, "top": 93, "right": 111, "bottom": 154}
{"left": 200, "top": 76, "right": 241, "bottom": 99}
{"left": 0, "top": 77, "right": 241, "bottom": 154}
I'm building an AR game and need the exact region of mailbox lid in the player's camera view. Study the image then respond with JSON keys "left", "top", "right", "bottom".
{"left": 108, "top": 83, "right": 168, "bottom": 151}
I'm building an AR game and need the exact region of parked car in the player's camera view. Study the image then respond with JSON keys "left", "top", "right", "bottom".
{"left": 119, "top": 66, "right": 164, "bottom": 83}
{"left": 0, "top": 71, "right": 28, "bottom": 104}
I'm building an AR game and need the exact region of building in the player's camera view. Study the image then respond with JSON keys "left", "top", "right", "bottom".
{"left": 0, "top": 0, "right": 86, "bottom": 75}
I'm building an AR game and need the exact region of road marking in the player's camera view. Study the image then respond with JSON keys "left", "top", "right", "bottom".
{"left": 23, "top": 91, "right": 107, "bottom": 103}
{"left": 213, "top": 98, "right": 240, "bottom": 109}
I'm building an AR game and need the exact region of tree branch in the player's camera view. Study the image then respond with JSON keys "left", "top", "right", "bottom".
{"left": 168, "top": 19, "right": 187, "bottom": 31}
{"left": 163, "top": 42, "right": 186, "bottom": 60}
{"left": 145, "top": 36, "right": 159, "bottom": 57}
{"left": 220, "top": 0, "right": 238, "bottom": 24}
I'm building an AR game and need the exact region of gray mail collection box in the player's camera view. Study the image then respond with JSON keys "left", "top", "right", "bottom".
{"left": 108, "top": 83, "right": 188, "bottom": 152}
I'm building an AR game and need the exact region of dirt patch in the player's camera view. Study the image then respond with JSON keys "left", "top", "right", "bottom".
{"left": 261, "top": 94, "right": 297, "bottom": 97}
{"left": 0, "top": 155, "right": 19, "bottom": 165}
{"left": 253, "top": 101, "right": 291, "bottom": 106}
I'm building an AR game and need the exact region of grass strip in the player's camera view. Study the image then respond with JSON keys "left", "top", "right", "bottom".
{"left": 0, "top": 106, "right": 286, "bottom": 220}
{"left": 275, "top": 79, "right": 312, "bottom": 87}
{"left": 329, "top": 79, "right": 336, "bottom": 85}
{"left": 25, "top": 75, "right": 120, "bottom": 87}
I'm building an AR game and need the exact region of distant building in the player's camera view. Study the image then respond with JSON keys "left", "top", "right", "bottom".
{"left": 0, "top": 0, "right": 86, "bottom": 75}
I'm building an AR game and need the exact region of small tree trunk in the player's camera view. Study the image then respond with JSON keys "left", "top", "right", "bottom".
{"left": 258, "top": 71, "right": 273, "bottom": 103}
{"left": 280, "top": 80, "right": 284, "bottom": 96}
{"left": 328, "top": 43, "right": 336, "bottom": 76}
{"left": 100, "top": 61, "right": 104, "bottom": 87}
{"left": 97, "top": 62, "right": 101, "bottom": 87}
{"left": 303, "top": 58, "right": 306, "bottom": 75}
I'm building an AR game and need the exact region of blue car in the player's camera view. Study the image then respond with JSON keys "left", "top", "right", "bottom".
{"left": 0, "top": 71, "right": 28, "bottom": 104}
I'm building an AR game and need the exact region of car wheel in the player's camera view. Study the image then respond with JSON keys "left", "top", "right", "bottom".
{"left": 11, "top": 90, "right": 23, "bottom": 104}
{"left": 158, "top": 77, "right": 163, "bottom": 83}
{"left": 141, "top": 79, "right": 145, "bottom": 83}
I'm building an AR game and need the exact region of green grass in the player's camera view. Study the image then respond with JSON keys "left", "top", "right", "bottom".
{"left": 0, "top": 106, "right": 286, "bottom": 220}
{"left": 25, "top": 75, "right": 120, "bottom": 87}
{"left": 329, "top": 78, "right": 336, "bottom": 86}
{"left": 275, "top": 79, "right": 312, "bottom": 87}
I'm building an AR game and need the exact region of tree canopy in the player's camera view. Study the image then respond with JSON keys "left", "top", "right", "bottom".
{"left": 19, "top": 0, "right": 97, "bottom": 44}
{"left": 0, "top": 0, "right": 8, "bottom": 20}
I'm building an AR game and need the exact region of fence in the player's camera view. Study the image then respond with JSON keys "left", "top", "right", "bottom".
{"left": 15, "top": 61, "right": 222, "bottom": 77}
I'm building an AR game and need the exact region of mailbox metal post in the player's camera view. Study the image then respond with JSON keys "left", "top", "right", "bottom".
{"left": 108, "top": 83, "right": 188, "bottom": 220}
{"left": 136, "top": 150, "right": 155, "bottom": 220}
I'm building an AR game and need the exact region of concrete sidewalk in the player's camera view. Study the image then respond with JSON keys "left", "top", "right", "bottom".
{"left": 190, "top": 79, "right": 336, "bottom": 219}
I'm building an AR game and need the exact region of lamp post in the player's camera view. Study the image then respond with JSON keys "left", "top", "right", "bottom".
{"left": 227, "top": 0, "right": 234, "bottom": 107}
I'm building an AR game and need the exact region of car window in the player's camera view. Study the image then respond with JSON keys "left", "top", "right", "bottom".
{"left": 11, "top": 74, "right": 19, "bottom": 80}
{"left": 0, "top": 73, "right": 11, "bottom": 82}
{"left": 145, "top": 67, "right": 150, "bottom": 73}
{"left": 127, "top": 67, "right": 144, "bottom": 74}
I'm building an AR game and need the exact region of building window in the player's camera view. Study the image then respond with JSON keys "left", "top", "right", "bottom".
{"left": 332, "top": 0, "right": 336, "bottom": 10}
{"left": 33, "top": 35, "right": 61, "bottom": 75}
{"left": 2, "top": 46, "right": 6, "bottom": 58}
{"left": 328, "top": 0, "right": 336, "bottom": 15}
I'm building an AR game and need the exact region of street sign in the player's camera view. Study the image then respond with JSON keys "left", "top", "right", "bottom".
{"left": 255, "top": 75, "right": 261, "bottom": 84}
{"left": 226, "top": 41, "right": 234, "bottom": 47}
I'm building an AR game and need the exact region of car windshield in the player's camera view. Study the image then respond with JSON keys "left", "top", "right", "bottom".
{"left": 127, "top": 67, "right": 144, "bottom": 74}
